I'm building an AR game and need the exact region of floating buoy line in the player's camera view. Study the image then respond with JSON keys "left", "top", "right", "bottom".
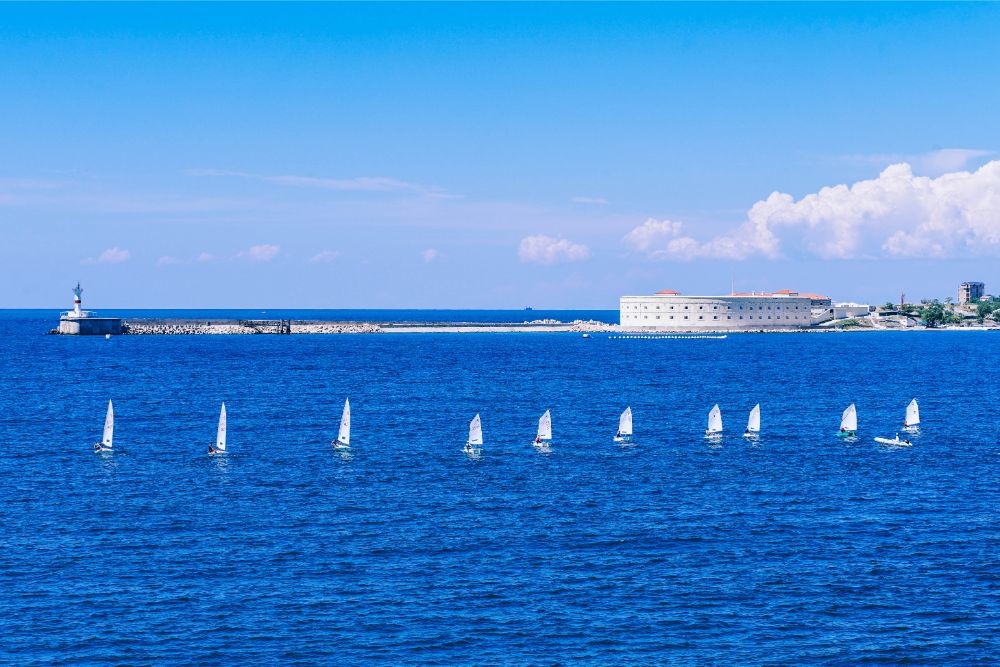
{"left": 608, "top": 334, "right": 728, "bottom": 340}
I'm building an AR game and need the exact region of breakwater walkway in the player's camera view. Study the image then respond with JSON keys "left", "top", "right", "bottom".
{"left": 123, "top": 319, "right": 384, "bottom": 335}
{"left": 119, "top": 318, "right": 614, "bottom": 335}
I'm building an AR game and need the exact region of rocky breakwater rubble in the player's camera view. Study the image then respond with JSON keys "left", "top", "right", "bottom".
{"left": 566, "top": 319, "right": 616, "bottom": 332}
{"left": 119, "top": 318, "right": 610, "bottom": 335}
{"left": 291, "top": 322, "right": 382, "bottom": 334}
{"left": 123, "top": 321, "right": 383, "bottom": 335}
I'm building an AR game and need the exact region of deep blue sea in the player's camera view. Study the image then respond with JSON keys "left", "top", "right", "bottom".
{"left": 2, "top": 311, "right": 999, "bottom": 664}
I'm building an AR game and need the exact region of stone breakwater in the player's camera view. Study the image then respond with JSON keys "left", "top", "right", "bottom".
{"left": 123, "top": 321, "right": 383, "bottom": 335}
{"left": 119, "top": 319, "right": 616, "bottom": 335}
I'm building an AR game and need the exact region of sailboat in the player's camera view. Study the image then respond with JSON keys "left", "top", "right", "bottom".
{"left": 705, "top": 404, "right": 723, "bottom": 439}
{"left": 333, "top": 398, "right": 351, "bottom": 448}
{"left": 209, "top": 402, "right": 227, "bottom": 455}
{"left": 744, "top": 403, "right": 760, "bottom": 438}
{"left": 614, "top": 406, "right": 633, "bottom": 443}
{"left": 903, "top": 398, "right": 920, "bottom": 432}
{"left": 534, "top": 410, "right": 552, "bottom": 448}
{"left": 93, "top": 400, "right": 114, "bottom": 453}
{"left": 464, "top": 413, "right": 483, "bottom": 456}
{"left": 837, "top": 403, "right": 857, "bottom": 437}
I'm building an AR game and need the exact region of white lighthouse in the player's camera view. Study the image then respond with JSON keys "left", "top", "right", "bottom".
{"left": 72, "top": 282, "right": 84, "bottom": 317}
{"left": 56, "top": 283, "right": 122, "bottom": 335}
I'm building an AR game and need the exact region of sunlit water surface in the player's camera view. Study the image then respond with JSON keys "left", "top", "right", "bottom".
{"left": 2, "top": 313, "right": 999, "bottom": 664}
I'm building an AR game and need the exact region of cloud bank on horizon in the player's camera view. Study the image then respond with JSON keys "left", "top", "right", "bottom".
{"left": 625, "top": 159, "right": 1000, "bottom": 261}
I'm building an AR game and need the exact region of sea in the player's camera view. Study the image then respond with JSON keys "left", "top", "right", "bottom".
{"left": 2, "top": 310, "right": 999, "bottom": 664}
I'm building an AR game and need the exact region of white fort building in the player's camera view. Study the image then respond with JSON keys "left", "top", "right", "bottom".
{"left": 620, "top": 289, "right": 832, "bottom": 330}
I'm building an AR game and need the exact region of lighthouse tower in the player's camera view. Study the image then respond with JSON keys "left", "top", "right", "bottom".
{"left": 72, "top": 282, "right": 84, "bottom": 317}
{"left": 56, "top": 283, "right": 122, "bottom": 335}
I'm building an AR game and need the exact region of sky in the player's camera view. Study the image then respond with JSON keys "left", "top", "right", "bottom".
{"left": 3, "top": 2, "right": 1000, "bottom": 309}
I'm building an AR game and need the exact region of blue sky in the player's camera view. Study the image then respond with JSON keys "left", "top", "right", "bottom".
{"left": 3, "top": 3, "right": 1000, "bottom": 308}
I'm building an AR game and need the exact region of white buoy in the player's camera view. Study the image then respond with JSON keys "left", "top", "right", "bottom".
{"left": 105, "top": 333, "right": 111, "bottom": 340}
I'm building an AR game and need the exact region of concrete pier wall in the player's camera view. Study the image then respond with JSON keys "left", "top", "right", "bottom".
{"left": 58, "top": 317, "right": 123, "bottom": 335}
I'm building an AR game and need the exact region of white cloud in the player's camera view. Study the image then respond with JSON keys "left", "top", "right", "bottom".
{"left": 157, "top": 255, "right": 182, "bottom": 266}
{"left": 518, "top": 235, "right": 590, "bottom": 265}
{"left": 571, "top": 196, "right": 609, "bottom": 205}
{"left": 421, "top": 248, "right": 439, "bottom": 263}
{"left": 623, "top": 218, "right": 776, "bottom": 261}
{"left": 238, "top": 244, "right": 280, "bottom": 262}
{"left": 309, "top": 250, "right": 340, "bottom": 263}
{"left": 190, "top": 169, "right": 452, "bottom": 197}
{"left": 915, "top": 149, "right": 993, "bottom": 174}
{"left": 196, "top": 252, "right": 215, "bottom": 262}
{"left": 82, "top": 246, "right": 131, "bottom": 265}
{"left": 625, "top": 160, "right": 1000, "bottom": 261}
{"left": 839, "top": 148, "right": 993, "bottom": 176}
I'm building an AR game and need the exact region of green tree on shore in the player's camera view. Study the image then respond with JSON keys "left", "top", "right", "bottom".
{"left": 977, "top": 299, "right": 1000, "bottom": 323}
{"left": 920, "top": 300, "right": 947, "bottom": 327}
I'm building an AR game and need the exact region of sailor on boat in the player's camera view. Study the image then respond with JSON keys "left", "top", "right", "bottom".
{"left": 533, "top": 410, "right": 552, "bottom": 448}
{"left": 744, "top": 404, "right": 760, "bottom": 438}
{"left": 903, "top": 398, "right": 920, "bottom": 432}
{"left": 334, "top": 398, "right": 351, "bottom": 449}
{"left": 94, "top": 400, "right": 114, "bottom": 453}
{"left": 837, "top": 403, "right": 858, "bottom": 437}
{"left": 614, "top": 407, "right": 633, "bottom": 443}
{"left": 465, "top": 413, "right": 483, "bottom": 456}
{"left": 210, "top": 402, "right": 227, "bottom": 455}
{"left": 705, "top": 404, "right": 723, "bottom": 438}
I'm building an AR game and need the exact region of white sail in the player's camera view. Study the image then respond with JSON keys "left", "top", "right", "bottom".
{"left": 905, "top": 398, "right": 920, "bottom": 427}
{"left": 216, "top": 402, "right": 227, "bottom": 452}
{"left": 841, "top": 403, "right": 857, "bottom": 432}
{"left": 102, "top": 400, "right": 114, "bottom": 448}
{"left": 618, "top": 407, "right": 633, "bottom": 436}
{"left": 707, "top": 404, "right": 723, "bottom": 434}
{"left": 337, "top": 398, "right": 351, "bottom": 446}
{"left": 468, "top": 413, "right": 483, "bottom": 446}
{"left": 537, "top": 410, "right": 552, "bottom": 441}
{"left": 746, "top": 403, "right": 760, "bottom": 433}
